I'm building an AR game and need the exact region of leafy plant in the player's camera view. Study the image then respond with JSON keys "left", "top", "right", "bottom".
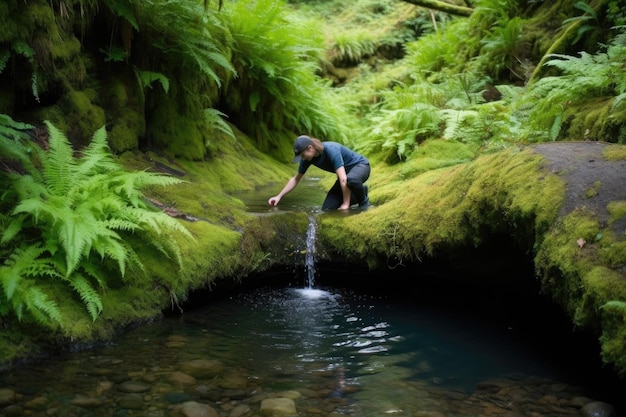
{"left": 560, "top": 1, "right": 599, "bottom": 46}
{"left": 327, "top": 29, "right": 378, "bottom": 66}
{"left": 132, "top": 0, "right": 235, "bottom": 87}
{"left": 480, "top": 16, "right": 526, "bottom": 80}
{"left": 0, "top": 121, "right": 192, "bottom": 327}
{"left": 0, "top": 42, "right": 40, "bottom": 102}
{"left": 514, "top": 35, "right": 626, "bottom": 141}
{"left": 220, "top": 0, "right": 349, "bottom": 153}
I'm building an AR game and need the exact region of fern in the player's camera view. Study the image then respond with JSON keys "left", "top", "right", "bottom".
{"left": 134, "top": 0, "right": 235, "bottom": 87}
{"left": 512, "top": 36, "right": 626, "bottom": 141}
{"left": 0, "top": 114, "right": 35, "bottom": 161}
{"left": 103, "top": 0, "right": 139, "bottom": 30}
{"left": 0, "top": 245, "right": 63, "bottom": 325}
{"left": 135, "top": 69, "right": 170, "bottom": 94}
{"left": 560, "top": 0, "right": 599, "bottom": 45}
{"left": 204, "top": 108, "right": 234, "bottom": 140}
{"left": 221, "top": 0, "right": 349, "bottom": 152}
{"left": 328, "top": 29, "right": 378, "bottom": 65}
{"left": 9, "top": 41, "right": 40, "bottom": 102}
{"left": 1, "top": 121, "right": 193, "bottom": 327}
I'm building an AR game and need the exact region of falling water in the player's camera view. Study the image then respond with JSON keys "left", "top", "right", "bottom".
{"left": 304, "top": 214, "right": 317, "bottom": 289}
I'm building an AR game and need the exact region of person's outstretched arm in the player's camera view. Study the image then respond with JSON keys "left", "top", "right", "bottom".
{"left": 268, "top": 173, "right": 304, "bottom": 206}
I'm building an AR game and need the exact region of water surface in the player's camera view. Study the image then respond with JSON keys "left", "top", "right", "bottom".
{"left": 0, "top": 284, "right": 620, "bottom": 417}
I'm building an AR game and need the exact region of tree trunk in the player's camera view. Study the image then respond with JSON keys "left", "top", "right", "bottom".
{"left": 401, "top": 0, "right": 473, "bottom": 17}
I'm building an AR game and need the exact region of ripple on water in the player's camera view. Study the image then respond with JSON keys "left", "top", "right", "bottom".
{"left": 0, "top": 285, "right": 621, "bottom": 417}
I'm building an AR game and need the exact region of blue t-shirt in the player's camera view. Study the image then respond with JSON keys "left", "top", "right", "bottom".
{"left": 298, "top": 142, "right": 368, "bottom": 175}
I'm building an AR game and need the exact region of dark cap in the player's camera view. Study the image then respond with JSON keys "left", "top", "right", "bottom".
{"left": 292, "top": 135, "right": 313, "bottom": 163}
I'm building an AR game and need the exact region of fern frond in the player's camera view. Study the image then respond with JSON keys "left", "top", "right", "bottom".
{"left": 204, "top": 108, "right": 234, "bottom": 139}
{"left": 1, "top": 214, "right": 24, "bottom": 245}
{"left": 0, "top": 244, "right": 63, "bottom": 325}
{"left": 23, "top": 287, "right": 63, "bottom": 325}
{"left": 136, "top": 69, "right": 170, "bottom": 94}
{"left": 0, "top": 114, "right": 35, "bottom": 171}
{"left": 41, "top": 121, "right": 76, "bottom": 196}
{"left": 103, "top": 0, "right": 139, "bottom": 30}
{"left": 111, "top": 170, "right": 184, "bottom": 207}
{"left": 66, "top": 273, "right": 103, "bottom": 321}
{"left": 74, "top": 126, "right": 119, "bottom": 177}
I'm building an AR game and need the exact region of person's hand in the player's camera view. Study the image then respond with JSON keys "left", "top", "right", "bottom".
{"left": 338, "top": 203, "right": 350, "bottom": 210}
{"left": 268, "top": 196, "right": 281, "bottom": 206}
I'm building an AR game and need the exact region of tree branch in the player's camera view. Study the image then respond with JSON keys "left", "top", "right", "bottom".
{"left": 401, "top": 0, "right": 473, "bottom": 17}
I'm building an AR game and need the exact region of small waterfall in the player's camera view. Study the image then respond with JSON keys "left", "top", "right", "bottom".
{"left": 305, "top": 214, "right": 317, "bottom": 289}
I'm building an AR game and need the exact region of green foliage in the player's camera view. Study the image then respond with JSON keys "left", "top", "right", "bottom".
{"left": 0, "top": 41, "right": 40, "bottom": 102}
{"left": 220, "top": 0, "right": 350, "bottom": 154}
{"left": 103, "top": 0, "right": 139, "bottom": 30}
{"left": 135, "top": 69, "right": 170, "bottom": 94}
{"left": 479, "top": 16, "right": 526, "bottom": 80}
{"left": 560, "top": 1, "right": 599, "bottom": 45}
{"left": 0, "top": 121, "right": 192, "bottom": 327}
{"left": 132, "top": 0, "right": 234, "bottom": 87}
{"left": 327, "top": 28, "right": 378, "bottom": 65}
{"left": 204, "top": 108, "right": 234, "bottom": 140}
{"left": 0, "top": 114, "right": 33, "bottom": 148}
{"left": 514, "top": 35, "right": 626, "bottom": 142}
{"left": 405, "top": 19, "right": 473, "bottom": 75}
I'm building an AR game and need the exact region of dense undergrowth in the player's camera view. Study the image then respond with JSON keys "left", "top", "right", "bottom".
{"left": 1, "top": 0, "right": 626, "bottom": 373}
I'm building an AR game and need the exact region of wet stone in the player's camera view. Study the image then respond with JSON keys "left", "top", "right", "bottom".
{"left": 117, "top": 380, "right": 151, "bottom": 393}
{"left": 117, "top": 393, "right": 144, "bottom": 410}
{"left": 218, "top": 370, "right": 248, "bottom": 390}
{"left": 180, "top": 359, "right": 224, "bottom": 379}
{"left": 246, "top": 392, "right": 269, "bottom": 404}
{"left": 70, "top": 394, "right": 104, "bottom": 408}
{"left": 178, "top": 400, "right": 219, "bottom": 417}
{"left": 229, "top": 403, "right": 252, "bottom": 417}
{"left": 1, "top": 405, "right": 22, "bottom": 417}
{"left": 23, "top": 396, "right": 48, "bottom": 411}
{"left": 260, "top": 398, "right": 297, "bottom": 416}
{"left": 222, "top": 389, "right": 248, "bottom": 400}
{"left": 275, "top": 390, "right": 301, "bottom": 400}
{"left": 195, "top": 384, "right": 222, "bottom": 401}
{"left": 169, "top": 371, "right": 197, "bottom": 386}
{"left": 164, "top": 391, "right": 192, "bottom": 404}
{"left": 0, "top": 388, "right": 15, "bottom": 406}
{"left": 580, "top": 401, "right": 617, "bottom": 417}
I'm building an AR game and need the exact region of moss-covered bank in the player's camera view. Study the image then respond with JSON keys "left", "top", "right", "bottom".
{"left": 318, "top": 142, "right": 626, "bottom": 376}
{"left": 1, "top": 135, "right": 626, "bottom": 380}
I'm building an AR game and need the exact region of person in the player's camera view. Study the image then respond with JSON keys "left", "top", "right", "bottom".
{"left": 268, "top": 135, "right": 371, "bottom": 211}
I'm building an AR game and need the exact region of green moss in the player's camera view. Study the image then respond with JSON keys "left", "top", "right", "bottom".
{"left": 600, "top": 300, "right": 626, "bottom": 375}
{"left": 585, "top": 181, "right": 601, "bottom": 198}
{"left": 398, "top": 139, "right": 479, "bottom": 179}
{"left": 535, "top": 205, "right": 626, "bottom": 374}
{"left": 577, "top": 266, "right": 626, "bottom": 325}
{"left": 100, "top": 75, "right": 145, "bottom": 153}
{"left": 36, "top": 89, "right": 106, "bottom": 146}
{"left": 563, "top": 98, "right": 616, "bottom": 142}
{"left": 608, "top": 201, "right": 626, "bottom": 225}
{"left": 604, "top": 144, "right": 626, "bottom": 161}
{"left": 108, "top": 112, "right": 142, "bottom": 153}
{"left": 321, "top": 146, "right": 565, "bottom": 267}
{"left": 49, "top": 33, "right": 81, "bottom": 62}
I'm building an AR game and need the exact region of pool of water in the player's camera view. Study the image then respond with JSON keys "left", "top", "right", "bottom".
{"left": 0, "top": 282, "right": 622, "bottom": 417}
{"left": 233, "top": 176, "right": 330, "bottom": 214}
